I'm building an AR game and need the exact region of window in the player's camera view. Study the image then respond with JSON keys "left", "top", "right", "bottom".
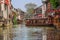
{"left": 36, "top": 9, "right": 42, "bottom": 13}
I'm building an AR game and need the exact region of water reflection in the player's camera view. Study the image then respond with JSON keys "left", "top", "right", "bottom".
{"left": 12, "top": 24, "right": 45, "bottom": 40}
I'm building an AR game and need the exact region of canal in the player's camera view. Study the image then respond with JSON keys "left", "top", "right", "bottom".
{"left": 12, "top": 24, "right": 49, "bottom": 40}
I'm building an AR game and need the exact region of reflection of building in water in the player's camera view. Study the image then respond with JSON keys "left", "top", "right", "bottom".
{"left": 26, "top": 28, "right": 46, "bottom": 40}
{"left": 26, "top": 27, "right": 60, "bottom": 40}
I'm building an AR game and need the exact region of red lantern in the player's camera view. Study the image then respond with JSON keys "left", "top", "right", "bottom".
{"left": 55, "top": 10, "right": 57, "bottom": 12}
{"left": 58, "top": 9, "right": 60, "bottom": 12}
{"left": 5, "top": 0, "right": 9, "bottom": 5}
{"left": 51, "top": 9, "right": 54, "bottom": 12}
{"left": 48, "top": 9, "right": 50, "bottom": 12}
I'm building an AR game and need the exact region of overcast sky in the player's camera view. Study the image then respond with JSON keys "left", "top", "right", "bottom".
{"left": 11, "top": 0, "right": 42, "bottom": 12}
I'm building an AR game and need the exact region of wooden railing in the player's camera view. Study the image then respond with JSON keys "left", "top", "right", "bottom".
{"left": 25, "top": 18, "right": 53, "bottom": 26}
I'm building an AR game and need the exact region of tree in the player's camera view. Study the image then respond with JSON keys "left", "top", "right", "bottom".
{"left": 25, "top": 3, "right": 37, "bottom": 9}
{"left": 25, "top": 3, "right": 37, "bottom": 13}
{"left": 12, "top": 11, "right": 17, "bottom": 25}
{"left": 50, "top": 0, "right": 59, "bottom": 9}
{"left": 25, "top": 3, "right": 37, "bottom": 18}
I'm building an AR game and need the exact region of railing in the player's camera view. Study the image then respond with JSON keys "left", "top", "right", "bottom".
{"left": 25, "top": 18, "right": 53, "bottom": 26}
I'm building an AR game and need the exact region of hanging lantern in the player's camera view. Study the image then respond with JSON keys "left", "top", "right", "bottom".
{"left": 58, "top": 9, "right": 60, "bottom": 12}
{"left": 5, "top": 0, "right": 9, "bottom": 5}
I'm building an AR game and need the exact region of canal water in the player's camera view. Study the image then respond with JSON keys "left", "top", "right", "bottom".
{"left": 12, "top": 24, "right": 48, "bottom": 40}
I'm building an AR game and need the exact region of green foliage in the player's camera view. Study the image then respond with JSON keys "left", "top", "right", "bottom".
{"left": 50, "top": 0, "right": 59, "bottom": 9}
{"left": 13, "top": 15, "right": 17, "bottom": 25}
{"left": 27, "top": 8, "right": 34, "bottom": 14}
